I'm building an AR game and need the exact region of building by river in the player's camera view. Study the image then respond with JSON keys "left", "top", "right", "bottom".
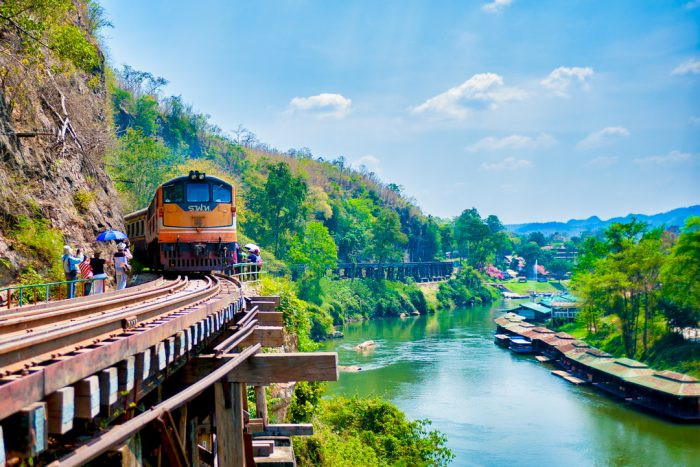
{"left": 495, "top": 313, "right": 700, "bottom": 422}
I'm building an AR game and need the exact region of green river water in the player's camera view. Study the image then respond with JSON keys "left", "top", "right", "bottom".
{"left": 320, "top": 301, "right": 700, "bottom": 466}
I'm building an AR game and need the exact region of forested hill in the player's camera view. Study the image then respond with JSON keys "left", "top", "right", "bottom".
{"left": 506, "top": 205, "right": 700, "bottom": 236}
{"left": 107, "top": 66, "right": 447, "bottom": 267}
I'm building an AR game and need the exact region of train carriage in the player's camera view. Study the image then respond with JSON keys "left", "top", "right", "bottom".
{"left": 125, "top": 171, "right": 237, "bottom": 272}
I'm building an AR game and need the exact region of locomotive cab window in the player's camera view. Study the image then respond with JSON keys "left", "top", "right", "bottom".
{"left": 186, "top": 183, "right": 210, "bottom": 203}
{"left": 212, "top": 184, "right": 232, "bottom": 203}
{"left": 163, "top": 184, "right": 184, "bottom": 203}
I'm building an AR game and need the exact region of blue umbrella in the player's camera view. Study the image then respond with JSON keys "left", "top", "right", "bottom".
{"left": 96, "top": 229, "right": 128, "bottom": 242}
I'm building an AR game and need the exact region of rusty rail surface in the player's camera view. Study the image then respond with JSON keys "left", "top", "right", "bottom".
{"left": 0, "top": 276, "right": 185, "bottom": 335}
{"left": 0, "top": 274, "right": 236, "bottom": 420}
{"left": 0, "top": 277, "right": 206, "bottom": 370}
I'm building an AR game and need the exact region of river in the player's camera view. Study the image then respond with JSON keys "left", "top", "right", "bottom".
{"left": 320, "top": 302, "right": 700, "bottom": 466}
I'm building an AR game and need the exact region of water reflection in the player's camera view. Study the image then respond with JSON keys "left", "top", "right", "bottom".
{"left": 321, "top": 303, "right": 700, "bottom": 466}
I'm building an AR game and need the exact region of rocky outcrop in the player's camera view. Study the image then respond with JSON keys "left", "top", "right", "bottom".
{"left": 0, "top": 6, "right": 122, "bottom": 285}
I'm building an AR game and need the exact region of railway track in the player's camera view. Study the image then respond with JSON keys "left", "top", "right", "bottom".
{"left": 0, "top": 274, "right": 241, "bottom": 422}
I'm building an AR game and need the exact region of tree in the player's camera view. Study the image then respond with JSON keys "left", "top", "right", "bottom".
{"left": 454, "top": 208, "right": 490, "bottom": 264}
{"left": 289, "top": 222, "right": 338, "bottom": 281}
{"left": 572, "top": 221, "right": 671, "bottom": 357}
{"left": 517, "top": 242, "right": 542, "bottom": 275}
{"left": 439, "top": 222, "right": 455, "bottom": 256}
{"left": 371, "top": 209, "right": 407, "bottom": 263}
{"left": 106, "top": 129, "right": 184, "bottom": 210}
{"left": 422, "top": 217, "right": 443, "bottom": 261}
{"left": 248, "top": 162, "right": 308, "bottom": 256}
{"left": 486, "top": 214, "right": 504, "bottom": 233}
{"left": 527, "top": 231, "right": 546, "bottom": 247}
{"left": 660, "top": 217, "right": 700, "bottom": 329}
{"left": 326, "top": 198, "right": 375, "bottom": 262}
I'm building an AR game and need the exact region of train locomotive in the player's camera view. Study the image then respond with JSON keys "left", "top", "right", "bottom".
{"left": 124, "top": 171, "right": 237, "bottom": 272}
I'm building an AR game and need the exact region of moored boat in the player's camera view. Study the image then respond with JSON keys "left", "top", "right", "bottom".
{"left": 509, "top": 336, "right": 533, "bottom": 354}
{"left": 494, "top": 334, "right": 511, "bottom": 347}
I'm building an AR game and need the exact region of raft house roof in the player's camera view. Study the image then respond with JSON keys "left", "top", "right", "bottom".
{"left": 497, "top": 315, "right": 700, "bottom": 398}
{"left": 540, "top": 294, "right": 580, "bottom": 309}
{"left": 518, "top": 302, "right": 552, "bottom": 315}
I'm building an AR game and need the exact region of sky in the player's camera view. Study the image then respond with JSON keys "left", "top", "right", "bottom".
{"left": 100, "top": 0, "right": 700, "bottom": 224}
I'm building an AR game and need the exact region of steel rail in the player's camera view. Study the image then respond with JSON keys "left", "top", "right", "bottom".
{"left": 0, "top": 275, "right": 238, "bottom": 420}
{"left": 213, "top": 318, "right": 258, "bottom": 355}
{"left": 0, "top": 277, "right": 167, "bottom": 318}
{"left": 51, "top": 343, "right": 262, "bottom": 467}
{"left": 0, "top": 276, "right": 218, "bottom": 370}
{"left": 0, "top": 277, "right": 188, "bottom": 335}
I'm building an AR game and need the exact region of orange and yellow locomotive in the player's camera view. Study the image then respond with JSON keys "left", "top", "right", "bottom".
{"left": 125, "top": 171, "right": 237, "bottom": 272}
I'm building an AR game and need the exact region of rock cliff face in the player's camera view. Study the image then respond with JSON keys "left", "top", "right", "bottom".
{"left": 0, "top": 5, "right": 122, "bottom": 285}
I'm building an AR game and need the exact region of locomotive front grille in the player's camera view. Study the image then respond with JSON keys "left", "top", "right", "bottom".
{"left": 167, "top": 257, "right": 224, "bottom": 270}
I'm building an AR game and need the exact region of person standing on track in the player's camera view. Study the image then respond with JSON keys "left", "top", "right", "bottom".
{"left": 113, "top": 243, "right": 130, "bottom": 290}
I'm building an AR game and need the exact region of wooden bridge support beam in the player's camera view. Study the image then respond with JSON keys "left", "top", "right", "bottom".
{"left": 214, "top": 381, "right": 245, "bottom": 467}
{"left": 254, "top": 385, "right": 268, "bottom": 427}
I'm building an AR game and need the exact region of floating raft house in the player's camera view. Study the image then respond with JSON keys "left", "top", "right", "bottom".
{"left": 494, "top": 312, "right": 700, "bottom": 422}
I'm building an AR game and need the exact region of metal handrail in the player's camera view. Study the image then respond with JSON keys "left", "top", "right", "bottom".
{"left": 0, "top": 277, "right": 108, "bottom": 309}
{"left": 222, "top": 262, "right": 267, "bottom": 283}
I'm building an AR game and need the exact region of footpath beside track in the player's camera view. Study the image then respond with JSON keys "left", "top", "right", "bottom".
{"left": 0, "top": 274, "right": 338, "bottom": 466}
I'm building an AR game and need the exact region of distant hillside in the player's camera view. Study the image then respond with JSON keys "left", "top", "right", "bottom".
{"left": 506, "top": 205, "right": 700, "bottom": 236}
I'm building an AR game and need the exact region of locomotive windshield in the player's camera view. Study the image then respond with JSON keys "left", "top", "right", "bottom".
{"left": 186, "top": 183, "right": 210, "bottom": 203}
{"left": 163, "top": 184, "right": 184, "bottom": 203}
{"left": 212, "top": 183, "right": 232, "bottom": 203}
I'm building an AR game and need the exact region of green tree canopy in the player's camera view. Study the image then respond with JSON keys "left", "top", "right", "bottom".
{"left": 660, "top": 217, "right": 700, "bottom": 327}
{"left": 371, "top": 209, "right": 408, "bottom": 263}
{"left": 106, "top": 128, "right": 184, "bottom": 210}
{"left": 289, "top": 221, "right": 338, "bottom": 280}
{"left": 248, "top": 162, "right": 308, "bottom": 256}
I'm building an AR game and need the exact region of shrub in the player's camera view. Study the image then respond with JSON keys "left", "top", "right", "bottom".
{"left": 12, "top": 215, "right": 64, "bottom": 280}
{"left": 288, "top": 381, "right": 325, "bottom": 423}
{"left": 437, "top": 265, "right": 498, "bottom": 309}
{"left": 73, "top": 189, "right": 96, "bottom": 213}
{"left": 259, "top": 276, "right": 316, "bottom": 351}
{"left": 295, "top": 396, "right": 454, "bottom": 466}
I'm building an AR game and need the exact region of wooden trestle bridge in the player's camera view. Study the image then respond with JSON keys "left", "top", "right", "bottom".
{"left": 333, "top": 261, "right": 455, "bottom": 282}
{"left": 0, "top": 274, "right": 337, "bottom": 466}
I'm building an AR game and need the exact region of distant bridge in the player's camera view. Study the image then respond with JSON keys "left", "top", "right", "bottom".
{"left": 334, "top": 261, "right": 455, "bottom": 282}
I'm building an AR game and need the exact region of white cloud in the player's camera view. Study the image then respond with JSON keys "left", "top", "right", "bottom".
{"left": 686, "top": 0, "right": 700, "bottom": 10}
{"left": 466, "top": 133, "right": 556, "bottom": 152}
{"left": 672, "top": 58, "right": 700, "bottom": 76}
{"left": 411, "top": 73, "right": 527, "bottom": 119}
{"left": 481, "top": 157, "right": 533, "bottom": 171}
{"left": 586, "top": 156, "right": 618, "bottom": 168}
{"left": 634, "top": 150, "right": 692, "bottom": 165}
{"left": 482, "top": 0, "right": 512, "bottom": 13}
{"left": 288, "top": 93, "right": 352, "bottom": 118}
{"left": 577, "top": 126, "right": 630, "bottom": 149}
{"left": 540, "top": 66, "right": 594, "bottom": 97}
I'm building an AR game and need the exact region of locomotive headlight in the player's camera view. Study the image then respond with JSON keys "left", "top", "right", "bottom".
{"left": 189, "top": 170, "right": 196, "bottom": 180}
{"left": 198, "top": 173, "right": 205, "bottom": 180}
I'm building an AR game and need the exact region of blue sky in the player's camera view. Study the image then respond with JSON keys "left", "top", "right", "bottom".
{"left": 101, "top": 0, "right": 699, "bottom": 223}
